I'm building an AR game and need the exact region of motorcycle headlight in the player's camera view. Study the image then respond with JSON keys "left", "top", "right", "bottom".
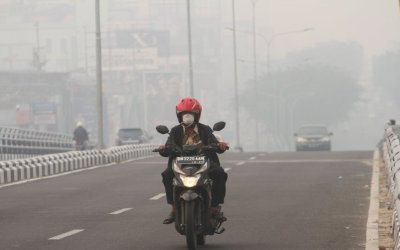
{"left": 180, "top": 174, "right": 201, "bottom": 187}
{"left": 297, "top": 137, "right": 307, "bottom": 143}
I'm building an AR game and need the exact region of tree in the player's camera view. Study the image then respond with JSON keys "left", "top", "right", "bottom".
{"left": 286, "top": 41, "right": 364, "bottom": 78}
{"left": 242, "top": 65, "right": 361, "bottom": 128}
{"left": 240, "top": 42, "right": 363, "bottom": 149}
{"left": 373, "top": 50, "right": 400, "bottom": 107}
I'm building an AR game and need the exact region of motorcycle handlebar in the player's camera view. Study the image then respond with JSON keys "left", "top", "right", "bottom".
{"left": 152, "top": 143, "right": 229, "bottom": 154}
{"left": 152, "top": 145, "right": 181, "bottom": 154}
{"left": 203, "top": 144, "right": 230, "bottom": 151}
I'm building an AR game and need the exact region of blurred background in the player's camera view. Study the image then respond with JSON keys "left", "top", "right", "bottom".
{"left": 0, "top": 0, "right": 399, "bottom": 152}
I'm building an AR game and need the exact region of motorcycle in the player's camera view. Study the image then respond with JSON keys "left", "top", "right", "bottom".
{"left": 153, "top": 121, "right": 228, "bottom": 250}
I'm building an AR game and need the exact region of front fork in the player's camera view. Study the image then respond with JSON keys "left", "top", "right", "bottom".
{"left": 174, "top": 190, "right": 204, "bottom": 234}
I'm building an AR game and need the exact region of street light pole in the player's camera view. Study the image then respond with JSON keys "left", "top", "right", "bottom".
{"left": 232, "top": 0, "right": 242, "bottom": 151}
{"left": 186, "top": 0, "right": 194, "bottom": 96}
{"left": 251, "top": 0, "right": 260, "bottom": 151}
{"left": 95, "top": 0, "right": 104, "bottom": 149}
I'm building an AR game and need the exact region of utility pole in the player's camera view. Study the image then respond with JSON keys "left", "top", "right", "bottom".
{"left": 186, "top": 0, "right": 194, "bottom": 96}
{"left": 95, "top": 0, "right": 104, "bottom": 149}
{"left": 232, "top": 0, "right": 242, "bottom": 151}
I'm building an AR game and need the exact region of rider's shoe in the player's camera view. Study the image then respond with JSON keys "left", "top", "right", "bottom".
{"left": 163, "top": 211, "right": 175, "bottom": 224}
{"left": 210, "top": 206, "right": 227, "bottom": 222}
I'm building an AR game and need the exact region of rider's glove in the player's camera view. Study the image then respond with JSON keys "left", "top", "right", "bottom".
{"left": 159, "top": 145, "right": 166, "bottom": 152}
{"left": 218, "top": 142, "right": 228, "bottom": 151}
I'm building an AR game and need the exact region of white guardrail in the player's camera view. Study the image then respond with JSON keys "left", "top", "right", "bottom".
{"left": 0, "top": 126, "right": 74, "bottom": 161}
{"left": 382, "top": 120, "right": 400, "bottom": 249}
{"left": 0, "top": 144, "right": 158, "bottom": 185}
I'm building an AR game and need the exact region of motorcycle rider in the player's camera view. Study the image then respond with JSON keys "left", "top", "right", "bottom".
{"left": 158, "top": 97, "right": 228, "bottom": 224}
{"left": 73, "top": 121, "right": 89, "bottom": 150}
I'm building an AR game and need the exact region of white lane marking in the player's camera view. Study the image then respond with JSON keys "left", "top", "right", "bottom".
{"left": 365, "top": 149, "right": 379, "bottom": 249}
{"left": 236, "top": 161, "right": 245, "bottom": 166}
{"left": 224, "top": 168, "right": 232, "bottom": 172}
{"left": 249, "top": 157, "right": 256, "bottom": 160}
{"left": 150, "top": 193, "right": 166, "bottom": 200}
{"left": 49, "top": 229, "right": 84, "bottom": 240}
{"left": 109, "top": 208, "right": 133, "bottom": 215}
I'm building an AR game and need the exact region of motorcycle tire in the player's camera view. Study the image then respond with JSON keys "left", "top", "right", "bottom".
{"left": 185, "top": 201, "right": 197, "bottom": 250}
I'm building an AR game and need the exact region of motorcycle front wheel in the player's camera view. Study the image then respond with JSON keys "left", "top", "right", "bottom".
{"left": 185, "top": 201, "right": 197, "bottom": 250}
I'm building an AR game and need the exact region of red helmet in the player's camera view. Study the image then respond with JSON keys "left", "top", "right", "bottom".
{"left": 176, "top": 97, "right": 202, "bottom": 123}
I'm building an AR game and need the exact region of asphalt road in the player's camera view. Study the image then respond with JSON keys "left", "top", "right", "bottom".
{"left": 0, "top": 151, "right": 373, "bottom": 250}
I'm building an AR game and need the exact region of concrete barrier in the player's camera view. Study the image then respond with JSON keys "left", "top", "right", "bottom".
{"left": 0, "top": 144, "right": 158, "bottom": 186}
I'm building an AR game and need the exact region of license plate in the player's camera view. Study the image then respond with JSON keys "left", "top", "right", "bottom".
{"left": 176, "top": 156, "right": 206, "bottom": 164}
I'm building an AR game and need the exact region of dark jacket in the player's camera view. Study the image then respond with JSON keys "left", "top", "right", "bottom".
{"left": 73, "top": 127, "right": 89, "bottom": 142}
{"left": 160, "top": 123, "right": 224, "bottom": 167}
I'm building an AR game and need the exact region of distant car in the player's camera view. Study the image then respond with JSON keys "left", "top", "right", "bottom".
{"left": 115, "top": 128, "right": 152, "bottom": 146}
{"left": 294, "top": 124, "right": 333, "bottom": 151}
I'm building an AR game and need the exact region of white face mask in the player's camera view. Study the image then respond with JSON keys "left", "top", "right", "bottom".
{"left": 182, "top": 113, "right": 195, "bottom": 126}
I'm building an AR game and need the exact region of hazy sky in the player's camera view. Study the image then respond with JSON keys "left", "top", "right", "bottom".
{"left": 228, "top": 0, "right": 400, "bottom": 59}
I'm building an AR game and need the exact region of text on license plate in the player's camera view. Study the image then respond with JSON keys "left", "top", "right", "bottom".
{"left": 176, "top": 156, "right": 206, "bottom": 164}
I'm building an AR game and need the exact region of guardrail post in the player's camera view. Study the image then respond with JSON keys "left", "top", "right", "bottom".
{"left": 0, "top": 162, "right": 7, "bottom": 184}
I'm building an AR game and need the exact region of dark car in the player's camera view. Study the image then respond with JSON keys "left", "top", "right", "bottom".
{"left": 294, "top": 124, "right": 333, "bottom": 151}
{"left": 115, "top": 128, "right": 152, "bottom": 146}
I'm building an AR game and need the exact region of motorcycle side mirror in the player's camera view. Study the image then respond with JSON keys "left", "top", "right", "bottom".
{"left": 156, "top": 125, "right": 169, "bottom": 134}
{"left": 213, "top": 121, "right": 226, "bottom": 131}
